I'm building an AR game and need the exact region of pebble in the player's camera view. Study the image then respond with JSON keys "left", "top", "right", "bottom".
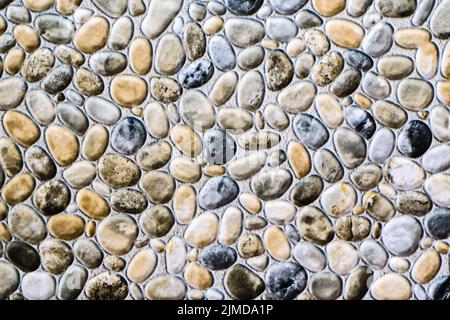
{"left": 199, "top": 176, "right": 239, "bottom": 209}
{"left": 97, "top": 214, "right": 138, "bottom": 255}
{"left": 8, "top": 204, "right": 47, "bottom": 244}
{"left": 372, "top": 100, "right": 407, "bottom": 129}
{"left": 76, "top": 188, "right": 110, "bottom": 219}
{"left": 359, "top": 239, "right": 388, "bottom": 270}
{"left": 224, "top": 265, "right": 265, "bottom": 300}
{"left": 295, "top": 10, "right": 323, "bottom": 28}
{"left": 362, "top": 72, "right": 391, "bottom": 99}
{"left": 145, "top": 275, "right": 186, "bottom": 300}
{"left": 74, "top": 239, "right": 103, "bottom": 269}
{"left": 266, "top": 50, "right": 294, "bottom": 91}
{"left": 208, "top": 35, "right": 236, "bottom": 71}
{"left": 430, "top": 0, "right": 450, "bottom": 38}
{"left": 251, "top": 168, "right": 292, "bottom": 201}
{"left": 397, "top": 78, "right": 433, "bottom": 110}
{"left": 225, "top": 18, "right": 265, "bottom": 48}
{"left": 278, "top": 80, "right": 317, "bottom": 113}
{"left": 378, "top": 55, "right": 414, "bottom": 80}
{"left": 140, "top": 171, "right": 175, "bottom": 204}
{"left": 344, "top": 266, "right": 373, "bottom": 300}
{"left": 0, "top": 138, "right": 23, "bottom": 176}
{"left": 266, "top": 17, "right": 298, "bottom": 43}
{"left": 219, "top": 207, "right": 243, "bottom": 245}
{"left": 48, "top": 214, "right": 84, "bottom": 240}
{"left": 371, "top": 274, "right": 412, "bottom": 300}
{"left": 203, "top": 16, "right": 224, "bottom": 35}
{"left": 0, "top": 77, "right": 27, "bottom": 110}
{"left": 309, "top": 272, "right": 342, "bottom": 300}
{"left": 290, "top": 175, "right": 323, "bottom": 207}
{"left": 312, "top": 0, "right": 345, "bottom": 16}
{"left": 210, "top": 71, "right": 238, "bottom": 106}
{"left": 6, "top": 240, "right": 40, "bottom": 272}
{"left": 0, "top": 262, "right": 19, "bottom": 300}
{"left": 111, "top": 117, "right": 146, "bottom": 156}
{"left": 58, "top": 265, "right": 88, "bottom": 300}
{"left": 129, "top": 38, "right": 152, "bottom": 75}
{"left": 296, "top": 206, "right": 334, "bottom": 245}
{"left": 3, "top": 110, "right": 40, "bottom": 147}
{"left": 86, "top": 272, "right": 128, "bottom": 300}
{"left": 111, "top": 188, "right": 147, "bottom": 214}
{"left": 265, "top": 262, "right": 307, "bottom": 300}
{"left": 335, "top": 216, "right": 370, "bottom": 241}
{"left": 326, "top": 19, "right": 365, "bottom": 48}
{"left": 35, "top": 14, "right": 74, "bottom": 44}
{"left": 293, "top": 242, "right": 326, "bottom": 272}
{"left": 313, "top": 149, "right": 344, "bottom": 183}
{"left": 344, "top": 49, "right": 373, "bottom": 71}
{"left": 362, "top": 22, "right": 394, "bottom": 57}
{"left": 237, "top": 70, "right": 265, "bottom": 111}
{"left": 375, "top": 0, "right": 417, "bottom": 17}
{"left": 140, "top": 206, "right": 174, "bottom": 238}
{"left": 264, "top": 226, "right": 291, "bottom": 260}
{"left": 382, "top": 215, "right": 422, "bottom": 256}
{"left": 416, "top": 42, "right": 439, "bottom": 79}
{"left": 109, "top": 16, "right": 133, "bottom": 50}
{"left": 334, "top": 128, "right": 367, "bottom": 169}
{"left": 127, "top": 249, "right": 157, "bottom": 283}
{"left": 396, "top": 191, "right": 432, "bottom": 216}
{"left": 200, "top": 245, "right": 237, "bottom": 270}
{"left": 385, "top": 157, "right": 425, "bottom": 191}
{"left": 22, "top": 271, "right": 56, "bottom": 300}
{"left": 327, "top": 240, "right": 359, "bottom": 275}
{"left": 397, "top": 120, "right": 432, "bottom": 158}
{"left": 39, "top": 239, "right": 74, "bottom": 274}
{"left": 178, "top": 59, "right": 214, "bottom": 89}
{"left": 110, "top": 75, "right": 148, "bottom": 107}
{"left": 412, "top": 249, "right": 441, "bottom": 284}
{"left": 395, "top": 27, "right": 431, "bottom": 48}
{"left": 180, "top": 91, "right": 215, "bottom": 131}
{"left": 155, "top": 34, "right": 185, "bottom": 76}
{"left": 311, "top": 51, "right": 344, "bottom": 87}
{"left": 184, "top": 212, "right": 219, "bottom": 248}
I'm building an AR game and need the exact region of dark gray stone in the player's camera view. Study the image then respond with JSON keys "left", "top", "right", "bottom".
{"left": 293, "top": 113, "right": 329, "bottom": 150}
{"left": 397, "top": 120, "right": 432, "bottom": 158}
{"left": 426, "top": 208, "right": 450, "bottom": 239}
{"left": 428, "top": 276, "right": 450, "bottom": 300}
{"left": 5, "top": 241, "right": 40, "bottom": 272}
{"left": 199, "top": 176, "right": 239, "bottom": 209}
{"left": 178, "top": 59, "right": 214, "bottom": 89}
{"left": 290, "top": 175, "right": 324, "bottom": 207}
{"left": 200, "top": 245, "right": 237, "bottom": 270}
{"left": 344, "top": 50, "right": 373, "bottom": 71}
{"left": 225, "top": 0, "right": 263, "bottom": 15}
{"left": 111, "top": 117, "right": 146, "bottom": 155}
{"left": 265, "top": 262, "right": 307, "bottom": 300}
{"left": 345, "top": 105, "right": 376, "bottom": 139}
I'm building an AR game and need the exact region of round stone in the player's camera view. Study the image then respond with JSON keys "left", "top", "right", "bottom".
{"left": 327, "top": 240, "right": 359, "bottom": 275}
{"left": 371, "top": 274, "right": 412, "bottom": 300}
{"left": 309, "top": 272, "right": 342, "bottom": 300}
{"left": 224, "top": 265, "right": 265, "bottom": 300}
{"left": 145, "top": 275, "right": 186, "bottom": 300}
{"left": 140, "top": 205, "right": 174, "bottom": 238}
{"left": 290, "top": 175, "right": 323, "bottom": 207}
{"left": 45, "top": 124, "right": 79, "bottom": 167}
{"left": 296, "top": 206, "right": 334, "bottom": 245}
{"left": 111, "top": 117, "right": 146, "bottom": 156}
{"left": 97, "top": 214, "right": 138, "bottom": 255}
{"left": 127, "top": 248, "right": 157, "bottom": 283}
{"left": 265, "top": 262, "right": 307, "bottom": 300}
{"left": 39, "top": 239, "right": 74, "bottom": 274}
{"left": 76, "top": 188, "right": 110, "bottom": 219}
{"left": 333, "top": 128, "right": 366, "bottom": 169}
{"left": 22, "top": 272, "right": 56, "bottom": 300}
{"left": 6, "top": 240, "right": 40, "bottom": 272}
{"left": 139, "top": 171, "right": 175, "bottom": 204}
{"left": 397, "top": 78, "right": 433, "bottom": 110}
{"left": 8, "top": 204, "right": 47, "bottom": 244}
{"left": 74, "top": 239, "right": 103, "bottom": 269}
{"left": 385, "top": 157, "right": 425, "bottom": 191}
{"left": 86, "top": 272, "right": 128, "bottom": 300}
{"left": 98, "top": 154, "right": 140, "bottom": 189}
{"left": 48, "top": 214, "right": 85, "bottom": 240}
{"left": 397, "top": 120, "right": 432, "bottom": 158}
{"left": 382, "top": 216, "right": 422, "bottom": 256}
{"left": 184, "top": 212, "right": 219, "bottom": 248}
{"left": 2, "top": 173, "right": 35, "bottom": 205}
{"left": 110, "top": 75, "right": 148, "bottom": 107}
{"left": 265, "top": 49, "right": 294, "bottom": 91}
{"left": 425, "top": 208, "right": 450, "bottom": 239}
{"left": 321, "top": 183, "right": 357, "bottom": 217}
{"left": 33, "top": 180, "right": 70, "bottom": 216}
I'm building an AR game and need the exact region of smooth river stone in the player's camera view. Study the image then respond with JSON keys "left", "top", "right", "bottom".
{"left": 251, "top": 168, "right": 292, "bottom": 201}
{"left": 382, "top": 215, "right": 422, "bottom": 256}
{"left": 97, "top": 214, "right": 138, "bottom": 255}
{"left": 225, "top": 0, "right": 263, "bottom": 15}
{"left": 237, "top": 70, "right": 265, "bottom": 111}
{"left": 397, "top": 120, "right": 432, "bottom": 158}
{"left": 225, "top": 18, "right": 265, "bottom": 48}
{"left": 371, "top": 274, "right": 412, "bottom": 300}
{"left": 184, "top": 212, "right": 219, "bottom": 248}
{"left": 424, "top": 173, "right": 450, "bottom": 207}
{"left": 85, "top": 97, "right": 121, "bottom": 125}
{"left": 362, "top": 22, "right": 394, "bottom": 57}
{"left": 430, "top": 0, "right": 450, "bottom": 38}
{"left": 320, "top": 183, "right": 357, "bottom": 217}
{"left": 208, "top": 35, "right": 236, "bottom": 71}
{"left": 293, "top": 113, "right": 328, "bottom": 150}
{"left": 198, "top": 176, "right": 239, "bottom": 210}
{"left": 0, "top": 77, "right": 27, "bottom": 111}
{"left": 224, "top": 265, "right": 265, "bottom": 300}
{"left": 179, "top": 90, "right": 215, "bottom": 131}
{"left": 385, "top": 157, "right": 425, "bottom": 191}
{"left": 141, "top": 0, "right": 183, "bottom": 39}
{"left": 278, "top": 81, "right": 317, "bottom": 113}
{"left": 397, "top": 78, "right": 433, "bottom": 110}
{"left": 369, "top": 128, "right": 395, "bottom": 163}
{"left": 333, "top": 128, "right": 366, "bottom": 169}
{"left": 111, "top": 117, "right": 146, "bottom": 156}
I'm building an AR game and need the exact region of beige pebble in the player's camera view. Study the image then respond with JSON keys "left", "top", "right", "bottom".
{"left": 287, "top": 141, "right": 311, "bottom": 179}
{"left": 81, "top": 125, "right": 108, "bottom": 161}
{"left": 139, "top": 171, "right": 175, "bottom": 204}
{"left": 437, "top": 81, "right": 450, "bottom": 105}
{"left": 325, "top": 19, "right": 364, "bottom": 49}
{"left": 184, "top": 262, "right": 214, "bottom": 290}
{"left": 416, "top": 42, "right": 438, "bottom": 79}
{"left": 209, "top": 71, "right": 238, "bottom": 107}
{"left": 184, "top": 212, "right": 219, "bottom": 248}
{"left": 286, "top": 38, "right": 306, "bottom": 57}
{"left": 74, "top": 16, "right": 109, "bottom": 53}
{"left": 63, "top": 161, "right": 96, "bottom": 188}
{"left": 442, "top": 41, "right": 450, "bottom": 79}
{"left": 14, "top": 25, "right": 40, "bottom": 52}
{"left": 170, "top": 157, "right": 201, "bottom": 183}
{"left": 239, "top": 193, "right": 262, "bottom": 214}
{"left": 144, "top": 102, "right": 169, "bottom": 139}
{"left": 2, "top": 173, "right": 35, "bottom": 205}
{"left": 261, "top": 39, "right": 278, "bottom": 49}
{"left": 76, "top": 188, "right": 110, "bottom": 219}
{"left": 203, "top": 16, "right": 223, "bottom": 35}
{"left": 129, "top": 37, "right": 152, "bottom": 75}
{"left": 170, "top": 124, "right": 203, "bottom": 158}
{"left": 411, "top": 250, "right": 441, "bottom": 284}
{"left": 327, "top": 240, "right": 359, "bottom": 275}
{"left": 389, "top": 257, "right": 410, "bottom": 273}
{"left": 23, "top": 0, "right": 55, "bottom": 11}
{"left": 315, "top": 94, "right": 343, "bottom": 128}
{"left": 371, "top": 274, "right": 412, "bottom": 300}
{"left": 0, "top": 16, "right": 6, "bottom": 35}
{"left": 4, "top": 48, "right": 25, "bottom": 75}
{"left": 3, "top": 110, "right": 40, "bottom": 147}
{"left": 85, "top": 220, "right": 95, "bottom": 237}
{"left": 434, "top": 241, "right": 449, "bottom": 254}
{"left": 127, "top": 248, "right": 157, "bottom": 283}
{"left": 0, "top": 138, "right": 23, "bottom": 176}
{"left": 110, "top": 75, "right": 148, "bottom": 107}
{"left": 48, "top": 214, "right": 85, "bottom": 240}
{"left": 203, "top": 165, "right": 225, "bottom": 177}
{"left": 219, "top": 207, "right": 243, "bottom": 245}
{"left": 57, "top": 0, "right": 83, "bottom": 15}
{"left": 45, "top": 124, "right": 79, "bottom": 166}
{"left": 0, "top": 223, "right": 11, "bottom": 242}
{"left": 395, "top": 28, "right": 431, "bottom": 49}
{"left": 313, "top": 0, "right": 346, "bottom": 16}
{"left": 354, "top": 92, "right": 372, "bottom": 109}
{"left": 173, "top": 184, "right": 196, "bottom": 225}
{"left": 264, "top": 226, "right": 291, "bottom": 261}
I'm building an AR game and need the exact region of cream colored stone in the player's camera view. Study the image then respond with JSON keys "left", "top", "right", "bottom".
{"left": 184, "top": 263, "right": 213, "bottom": 290}
{"left": 287, "top": 141, "right": 311, "bottom": 179}
{"left": 173, "top": 184, "right": 196, "bottom": 225}
{"left": 315, "top": 94, "right": 344, "bottom": 128}
{"left": 127, "top": 249, "right": 157, "bottom": 283}
{"left": 169, "top": 157, "right": 201, "bottom": 183}
{"left": 239, "top": 193, "right": 262, "bottom": 214}
{"left": 325, "top": 19, "right": 364, "bottom": 48}
{"left": 184, "top": 212, "right": 219, "bottom": 248}
{"left": 411, "top": 250, "right": 441, "bottom": 284}
{"left": 14, "top": 25, "right": 40, "bottom": 52}
{"left": 129, "top": 37, "right": 152, "bottom": 75}
{"left": 110, "top": 75, "right": 148, "bottom": 107}
{"left": 170, "top": 124, "right": 203, "bottom": 158}
{"left": 371, "top": 274, "right": 412, "bottom": 300}
{"left": 5, "top": 48, "right": 25, "bottom": 75}
{"left": 313, "top": 0, "right": 346, "bottom": 16}
{"left": 264, "top": 226, "right": 291, "bottom": 261}
{"left": 203, "top": 16, "right": 223, "bottom": 35}
{"left": 395, "top": 28, "right": 431, "bottom": 49}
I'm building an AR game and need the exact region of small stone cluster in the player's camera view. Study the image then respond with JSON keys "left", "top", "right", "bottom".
{"left": 0, "top": 0, "right": 449, "bottom": 300}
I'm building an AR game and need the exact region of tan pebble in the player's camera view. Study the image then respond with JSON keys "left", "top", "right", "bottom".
{"left": 219, "top": 207, "right": 243, "bottom": 245}
{"left": 239, "top": 193, "right": 261, "bottom": 214}
{"left": 3, "top": 110, "right": 40, "bottom": 147}
{"left": 0, "top": 201, "right": 8, "bottom": 220}
{"left": 0, "top": 138, "right": 23, "bottom": 176}
{"left": 0, "top": 16, "right": 6, "bottom": 35}
{"left": 188, "top": 290, "right": 204, "bottom": 301}
{"left": 2, "top": 173, "right": 35, "bottom": 205}
{"left": 4, "top": 48, "right": 25, "bottom": 75}
{"left": 378, "top": 55, "right": 414, "bottom": 80}
{"left": 63, "top": 161, "right": 96, "bottom": 188}
{"left": 255, "top": 111, "right": 264, "bottom": 130}
{"left": 203, "top": 165, "right": 225, "bottom": 176}
{"left": 132, "top": 106, "right": 143, "bottom": 117}
{"left": 203, "top": 16, "right": 223, "bottom": 35}
{"left": 327, "top": 240, "right": 359, "bottom": 275}
{"left": 150, "top": 239, "right": 166, "bottom": 253}
{"left": 261, "top": 39, "right": 278, "bottom": 49}
{"left": 129, "top": 37, "right": 152, "bottom": 75}
{"left": 57, "top": 0, "right": 82, "bottom": 15}
{"left": 0, "top": 223, "right": 11, "bottom": 242}
{"left": 395, "top": 28, "right": 431, "bottom": 49}
{"left": 434, "top": 241, "right": 449, "bottom": 254}
{"left": 437, "top": 81, "right": 450, "bottom": 105}
{"left": 14, "top": 25, "right": 40, "bottom": 52}
{"left": 110, "top": 75, "right": 148, "bottom": 107}
{"left": 209, "top": 72, "right": 238, "bottom": 107}
{"left": 418, "top": 110, "right": 429, "bottom": 119}
{"left": 23, "top": 0, "right": 54, "bottom": 11}
{"left": 371, "top": 274, "right": 412, "bottom": 300}
{"left": 45, "top": 124, "right": 79, "bottom": 166}
{"left": 420, "top": 237, "right": 433, "bottom": 249}
{"left": 416, "top": 42, "right": 438, "bottom": 79}
{"left": 325, "top": 19, "right": 365, "bottom": 49}
{"left": 170, "top": 157, "right": 201, "bottom": 183}
{"left": 353, "top": 206, "right": 364, "bottom": 215}
{"left": 170, "top": 124, "right": 203, "bottom": 157}
{"left": 298, "top": 293, "right": 312, "bottom": 300}
{"left": 372, "top": 222, "right": 382, "bottom": 239}
{"left": 313, "top": 0, "right": 346, "bottom": 16}
{"left": 442, "top": 41, "right": 450, "bottom": 79}
{"left": 315, "top": 93, "right": 343, "bottom": 128}
{"left": 286, "top": 38, "right": 306, "bottom": 57}
{"left": 187, "top": 248, "right": 198, "bottom": 262}
{"left": 76, "top": 188, "right": 110, "bottom": 219}
{"left": 48, "top": 214, "right": 85, "bottom": 240}
{"left": 184, "top": 212, "right": 219, "bottom": 248}
{"left": 81, "top": 125, "right": 108, "bottom": 161}
{"left": 85, "top": 220, "right": 96, "bottom": 237}
{"left": 389, "top": 257, "right": 410, "bottom": 273}
{"left": 127, "top": 248, "right": 157, "bottom": 283}
{"left": 354, "top": 92, "right": 372, "bottom": 109}
{"left": 74, "top": 16, "right": 109, "bottom": 53}
{"left": 139, "top": 171, "right": 175, "bottom": 204}
{"left": 287, "top": 141, "right": 311, "bottom": 179}
{"left": 264, "top": 226, "right": 290, "bottom": 261}
{"left": 184, "top": 262, "right": 214, "bottom": 290}
{"left": 143, "top": 102, "right": 169, "bottom": 139}
{"left": 412, "top": 250, "right": 441, "bottom": 284}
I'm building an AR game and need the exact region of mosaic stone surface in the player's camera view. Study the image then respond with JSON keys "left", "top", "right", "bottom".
{"left": 0, "top": 0, "right": 449, "bottom": 301}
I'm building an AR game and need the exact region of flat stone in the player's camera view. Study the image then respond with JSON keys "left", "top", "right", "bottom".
{"left": 219, "top": 207, "right": 243, "bottom": 245}
{"left": 129, "top": 38, "right": 152, "bottom": 75}
{"left": 412, "top": 250, "right": 441, "bottom": 284}
{"left": 397, "top": 78, "right": 433, "bottom": 110}
{"left": 139, "top": 171, "right": 175, "bottom": 204}
{"left": 200, "top": 245, "right": 237, "bottom": 270}
{"left": 251, "top": 168, "right": 292, "bottom": 201}
{"left": 344, "top": 49, "right": 373, "bottom": 71}
{"left": 140, "top": 205, "right": 175, "bottom": 238}
{"left": 313, "top": 149, "right": 344, "bottom": 183}
{"left": 208, "top": 35, "right": 236, "bottom": 72}
{"left": 290, "top": 175, "right": 323, "bottom": 207}
{"left": 396, "top": 191, "right": 432, "bottom": 216}
{"left": 371, "top": 274, "right": 412, "bottom": 300}
{"left": 372, "top": 100, "right": 407, "bottom": 129}
{"left": 25, "top": 90, "right": 55, "bottom": 125}
{"left": 395, "top": 27, "right": 431, "bottom": 48}
{"left": 278, "top": 81, "right": 317, "bottom": 113}
{"left": 296, "top": 206, "right": 334, "bottom": 245}
{"left": 309, "top": 272, "right": 342, "bottom": 300}
{"left": 382, "top": 215, "right": 422, "bottom": 256}
{"left": 2, "top": 173, "right": 35, "bottom": 205}
{"left": 145, "top": 275, "right": 186, "bottom": 300}
{"left": 217, "top": 108, "right": 253, "bottom": 133}
{"left": 199, "top": 176, "right": 239, "bottom": 209}
{"left": 266, "top": 17, "right": 298, "bottom": 43}
{"left": 210, "top": 71, "right": 238, "bottom": 106}
{"left": 327, "top": 240, "right": 359, "bottom": 275}
{"left": 264, "top": 226, "right": 291, "bottom": 261}
{"left": 293, "top": 242, "right": 326, "bottom": 272}
{"left": 363, "top": 191, "right": 395, "bottom": 221}
{"left": 155, "top": 34, "right": 185, "bottom": 76}
{"left": 74, "top": 239, "right": 103, "bottom": 269}
{"left": 85, "top": 97, "right": 121, "bottom": 126}
{"left": 321, "top": 183, "right": 357, "bottom": 218}
{"left": 326, "top": 19, "right": 364, "bottom": 49}
{"left": 58, "top": 265, "right": 87, "bottom": 300}
{"left": 224, "top": 265, "right": 265, "bottom": 300}
{"left": 264, "top": 104, "right": 290, "bottom": 131}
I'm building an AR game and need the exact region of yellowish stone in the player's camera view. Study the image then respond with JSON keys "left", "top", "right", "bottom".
{"left": 264, "top": 226, "right": 290, "bottom": 261}
{"left": 325, "top": 19, "right": 364, "bottom": 48}
{"left": 437, "top": 81, "right": 450, "bottom": 105}
{"left": 371, "top": 274, "right": 412, "bottom": 300}
{"left": 287, "top": 141, "right": 311, "bottom": 179}
{"left": 74, "top": 16, "right": 109, "bottom": 53}
{"left": 203, "top": 165, "right": 225, "bottom": 176}
{"left": 395, "top": 28, "right": 431, "bottom": 49}
{"left": 129, "top": 37, "right": 152, "bottom": 75}
{"left": 3, "top": 110, "right": 40, "bottom": 147}
{"left": 48, "top": 214, "right": 85, "bottom": 240}
{"left": 239, "top": 193, "right": 262, "bottom": 214}
{"left": 4, "top": 47, "right": 25, "bottom": 75}
{"left": 411, "top": 250, "right": 441, "bottom": 284}
{"left": 416, "top": 42, "right": 438, "bottom": 79}
{"left": 0, "top": 138, "right": 23, "bottom": 176}
{"left": 315, "top": 94, "right": 344, "bottom": 128}
{"left": 0, "top": 223, "right": 11, "bottom": 242}
{"left": 76, "top": 188, "right": 110, "bottom": 220}
{"left": 184, "top": 263, "right": 214, "bottom": 290}
{"left": 23, "top": 0, "right": 55, "bottom": 11}
{"left": 81, "top": 124, "right": 108, "bottom": 161}
{"left": 184, "top": 212, "right": 219, "bottom": 248}
{"left": 354, "top": 92, "right": 372, "bottom": 109}
{"left": 2, "top": 173, "right": 35, "bottom": 205}
{"left": 57, "top": 0, "right": 82, "bottom": 15}
{"left": 45, "top": 124, "right": 79, "bottom": 166}
{"left": 127, "top": 248, "right": 157, "bottom": 283}
{"left": 110, "top": 75, "right": 148, "bottom": 107}
{"left": 0, "top": 16, "right": 6, "bottom": 35}
{"left": 170, "top": 124, "right": 203, "bottom": 158}
{"left": 313, "top": 0, "right": 346, "bottom": 16}
{"left": 203, "top": 16, "right": 223, "bottom": 35}
{"left": 434, "top": 240, "right": 449, "bottom": 254}
{"left": 169, "top": 157, "right": 201, "bottom": 183}
{"left": 173, "top": 184, "right": 197, "bottom": 225}
{"left": 442, "top": 41, "right": 450, "bottom": 79}
{"left": 85, "top": 220, "right": 96, "bottom": 237}
{"left": 14, "top": 25, "right": 40, "bottom": 52}
{"left": 261, "top": 39, "right": 278, "bottom": 49}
